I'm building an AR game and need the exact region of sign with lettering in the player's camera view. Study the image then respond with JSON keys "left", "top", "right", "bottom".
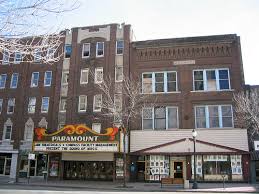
{"left": 33, "top": 124, "right": 120, "bottom": 152}
{"left": 173, "top": 60, "right": 195, "bottom": 65}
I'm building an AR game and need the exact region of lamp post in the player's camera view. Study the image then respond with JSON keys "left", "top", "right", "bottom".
{"left": 192, "top": 129, "right": 198, "bottom": 189}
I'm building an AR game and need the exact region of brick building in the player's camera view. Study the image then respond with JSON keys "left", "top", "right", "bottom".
{"left": 0, "top": 24, "right": 249, "bottom": 183}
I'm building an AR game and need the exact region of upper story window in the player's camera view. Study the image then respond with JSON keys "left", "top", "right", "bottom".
{"left": 41, "top": 97, "right": 49, "bottom": 113}
{"left": 47, "top": 48, "right": 55, "bottom": 61}
{"left": 82, "top": 43, "right": 90, "bottom": 58}
{"left": 93, "top": 94, "right": 102, "bottom": 112}
{"left": 3, "top": 125, "right": 12, "bottom": 140}
{"left": 61, "top": 71, "right": 69, "bottom": 85}
{"left": 0, "top": 99, "right": 3, "bottom": 114}
{"left": 116, "top": 40, "right": 124, "bottom": 55}
{"left": 44, "top": 71, "right": 52, "bottom": 87}
{"left": 0, "top": 74, "right": 7, "bottom": 89}
{"left": 10, "top": 73, "right": 19, "bottom": 88}
{"left": 193, "top": 69, "right": 231, "bottom": 91}
{"left": 31, "top": 72, "right": 39, "bottom": 87}
{"left": 114, "top": 94, "right": 122, "bottom": 112}
{"left": 59, "top": 98, "right": 67, "bottom": 112}
{"left": 142, "top": 106, "right": 178, "bottom": 130}
{"left": 95, "top": 67, "right": 103, "bottom": 83}
{"left": 28, "top": 97, "right": 36, "bottom": 114}
{"left": 34, "top": 49, "right": 41, "bottom": 62}
{"left": 3, "top": 50, "right": 9, "bottom": 64}
{"left": 115, "top": 65, "right": 123, "bottom": 82}
{"left": 96, "top": 42, "right": 104, "bottom": 57}
{"left": 92, "top": 123, "right": 101, "bottom": 133}
{"left": 80, "top": 69, "right": 89, "bottom": 84}
{"left": 142, "top": 71, "right": 177, "bottom": 93}
{"left": 78, "top": 95, "right": 87, "bottom": 112}
{"left": 195, "top": 105, "right": 233, "bottom": 129}
{"left": 7, "top": 98, "right": 15, "bottom": 114}
{"left": 14, "top": 52, "right": 22, "bottom": 64}
{"left": 64, "top": 44, "right": 72, "bottom": 58}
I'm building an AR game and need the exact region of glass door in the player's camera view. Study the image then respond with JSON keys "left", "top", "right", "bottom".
{"left": 174, "top": 161, "right": 183, "bottom": 178}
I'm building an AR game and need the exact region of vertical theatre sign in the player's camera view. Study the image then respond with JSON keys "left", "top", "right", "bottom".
{"left": 33, "top": 125, "right": 120, "bottom": 152}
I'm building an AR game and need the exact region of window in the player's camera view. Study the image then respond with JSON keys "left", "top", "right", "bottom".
{"left": 203, "top": 155, "right": 230, "bottom": 177}
{"left": 65, "top": 44, "right": 72, "bottom": 58}
{"left": 193, "top": 69, "right": 230, "bottom": 91}
{"left": 114, "top": 94, "right": 122, "bottom": 112}
{"left": 47, "top": 48, "right": 54, "bottom": 60}
{"left": 10, "top": 73, "right": 19, "bottom": 88}
{"left": 44, "top": 71, "right": 52, "bottom": 86}
{"left": 28, "top": 97, "right": 36, "bottom": 113}
{"left": 142, "top": 72, "right": 177, "bottom": 93}
{"left": 93, "top": 94, "right": 102, "bottom": 112}
{"left": 34, "top": 49, "right": 41, "bottom": 62}
{"left": 96, "top": 42, "right": 104, "bottom": 57}
{"left": 4, "top": 125, "right": 12, "bottom": 140}
{"left": 116, "top": 40, "right": 124, "bottom": 55}
{"left": 14, "top": 52, "right": 22, "bottom": 64}
{"left": 24, "top": 123, "right": 33, "bottom": 140}
{"left": 31, "top": 72, "right": 39, "bottom": 87}
{"left": 0, "top": 99, "right": 3, "bottom": 114}
{"left": 80, "top": 69, "right": 89, "bottom": 84}
{"left": 0, "top": 74, "right": 7, "bottom": 89}
{"left": 7, "top": 98, "right": 15, "bottom": 114}
{"left": 82, "top": 43, "right": 90, "bottom": 58}
{"left": 95, "top": 67, "right": 103, "bottom": 83}
{"left": 115, "top": 65, "right": 123, "bottom": 82}
{"left": 195, "top": 105, "right": 233, "bottom": 128}
{"left": 142, "top": 107, "right": 178, "bottom": 130}
{"left": 59, "top": 98, "right": 67, "bottom": 112}
{"left": 3, "top": 50, "right": 9, "bottom": 64}
{"left": 41, "top": 97, "right": 49, "bottom": 113}
{"left": 62, "top": 71, "right": 69, "bottom": 85}
{"left": 78, "top": 95, "right": 87, "bottom": 112}
{"left": 92, "top": 123, "right": 101, "bottom": 133}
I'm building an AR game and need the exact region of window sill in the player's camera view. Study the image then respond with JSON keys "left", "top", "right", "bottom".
{"left": 82, "top": 56, "right": 90, "bottom": 59}
{"left": 116, "top": 53, "right": 123, "bottom": 56}
{"left": 141, "top": 91, "right": 181, "bottom": 95}
{"left": 80, "top": 82, "right": 88, "bottom": 85}
{"left": 96, "top": 55, "right": 104, "bottom": 58}
{"left": 190, "top": 89, "right": 234, "bottom": 93}
{"left": 59, "top": 111, "right": 66, "bottom": 113}
{"left": 0, "top": 140, "right": 14, "bottom": 143}
{"left": 78, "top": 111, "right": 86, "bottom": 113}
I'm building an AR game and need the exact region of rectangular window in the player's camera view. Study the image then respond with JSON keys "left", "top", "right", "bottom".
{"left": 7, "top": 98, "right": 15, "bottom": 114}
{"left": 154, "top": 107, "right": 166, "bottom": 129}
{"left": 28, "top": 97, "right": 36, "bottom": 113}
{"left": 31, "top": 72, "right": 39, "bottom": 87}
{"left": 65, "top": 44, "right": 72, "bottom": 58}
{"left": 155, "top": 73, "right": 164, "bottom": 92}
{"left": 82, "top": 43, "right": 90, "bottom": 58}
{"left": 142, "top": 73, "right": 153, "bottom": 93}
{"left": 167, "top": 72, "right": 177, "bottom": 92}
{"left": 114, "top": 94, "right": 122, "bottom": 112}
{"left": 3, "top": 50, "right": 9, "bottom": 64}
{"left": 4, "top": 125, "right": 12, "bottom": 140}
{"left": 34, "top": 49, "right": 41, "bottom": 62}
{"left": 78, "top": 95, "right": 87, "bottom": 112}
{"left": 24, "top": 124, "right": 33, "bottom": 140}
{"left": 59, "top": 98, "right": 67, "bottom": 112}
{"left": 115, "top": 65, "right": 123, "bottom": 82}
{"left": 10, "top": 73, "right": 19, "bottom": 88}
{"left": 142, "top": 108, "right": 153, "bottom": 129}
{"left": 116, "top": 40, "right": 124, "bottom": 55}
{"left": 195, "top": 105, "right": 233, "bottom": 128}
{"left": 41, "top": 97, "right": 49, "bottom": 113}
{"left": 61, "top": 71, "right": 69, "bottom": 85}
{"left": 92, "top": 123, "right": 101, "bottom": 133}
{"left": 93, "top": 94, "right": 102, "bottom": 112}
{"left": 0, "top": 74, "right": 7, "bottom": 89}
{"left": 14, "top": 52, "right": 22, "bottom": 64}
{"left": 47, "top": 48, "right": 55, "bottom": 60}
{"left": 96, "top": 42, "right": 104, "bottom": 57}
{"left": 80, "top": 69, "right": 89, "bottom": 84}
{"left": 44, "top": 71, "right": 52, "bottom": 86}
{"left": 193, "top": 69, "right": 230, "bottom": 91}
{"left": 167, "top": 107, "right": 178, "bottom": 128}
{"left": 0, "top": 99, "right": 3, "bottom": 114}
{"left": 95, "top": 67, "right": 103, "bottom": 83}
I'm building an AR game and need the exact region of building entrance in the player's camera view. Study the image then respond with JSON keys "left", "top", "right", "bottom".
{"left": 0, "top": 156, "right": 11, "bottom": 175}
{"left": 63, "top": 161, "right": 113, "bottom": 181}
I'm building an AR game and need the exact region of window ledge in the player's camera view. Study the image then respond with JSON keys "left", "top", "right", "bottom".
{"left": 190, "top": 89, "right": 234, "bottom": 93}
{"left": 141, "top": 91, "right": 181, "bottom": 95}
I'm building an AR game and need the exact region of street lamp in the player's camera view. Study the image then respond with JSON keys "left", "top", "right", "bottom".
{"left": 192, "top": 129, "right": 198, "bottom": 189}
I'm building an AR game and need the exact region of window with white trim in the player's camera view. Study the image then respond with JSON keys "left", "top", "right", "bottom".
{"left": 28, "top": 97, "right": 36, "bottom": 113}
{"left": 0, "top": 74, "right": 7, "bottom": 89}
{"left": 24, "top": 118, "right": 34, "bottom": 141}
{"left": 93, "top": 94, "right": 102, "bottom": 112}
{"left": 193, "top": 69, "right": 230, "bottom": 91}
{"left": 96, "top": 42, "right": 104, "bottom": 57}
{"left": 59, "top": 98, "right": 67, "bottom": 112}
{"left": 3, "top": 50, "right": 9, "bottom": 64}
{"left": 116, "top": 40, "right": 124, "bottom": 55}
{"left": 7, "top": 98, "right": 15, "bottom": 114}
{"left": 142, "top": 107, "right": 178, "bottom": 130}
{"left": 4, "top": 125, "right": 12, "bottom": 140}
{"left": 47, "top": 48, "right": 54, "bottom": 60}
{"left": 61, "top": 71, "right": 69, "bottom": 85}
{"left": 80, "top": 69, "right": 89, "bottom": 84}
{"left": 92, "top": 123, "right": 101, "bottom": 133}
{"left": 142, "top": 72, "right": 177, "bottom": 93}
{"left": 31, "top": 72, "right": 39, "bottom": 87}
{"left": 114, "top": 94, "right": 122, "bottom": 112}
{"left": 82, "top": 43, "right": 90, "bottom": 58}
{"left": 10, "top": 73, "right": 19, "bottom": 88}
{"left": 0, "top": 99, "right": 3, "bottom": 114}
{"left": 95, "top": 67, "right": 103, "bottom": 83}
{"left": 195, "top": 105, "right": 233, "bottom": 128}
{"left": 115, "top": 65, "right": 123, "bottom": 82}
{"left": 34, "top": 49, "right": 41, "bottom": 62}
{"left": 41, "top": 97, "right": 49, "bottom": 113}
{"left": 44, "top": 71, "right": 52, "bottom": 86}
{"left": 78, "top": 95, "right": 87, "bottom": 112}
{"left": 14, "top": 52, "right": 22, "bottom": 64}
{"left": 64, "top": 44, "right": 72, "bottom": 58}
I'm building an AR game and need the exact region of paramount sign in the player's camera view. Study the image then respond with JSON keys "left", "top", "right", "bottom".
{"left": 33, "top": 125, "right": 120, "bottom": 152}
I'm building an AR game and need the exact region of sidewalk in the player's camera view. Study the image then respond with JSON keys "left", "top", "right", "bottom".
{"left": 0, "top": 176, "right": 258, "bottom": 192}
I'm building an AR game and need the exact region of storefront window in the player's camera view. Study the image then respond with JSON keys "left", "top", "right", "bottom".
{"left": 231, "top": 155, "right": 243, "bottom": 180}
{"left": 191, "top": 155, "right": 203, "bottom": 180}
{"left": 49, "top": 155, "right": 60, "bottom": 177}
{"left": 115, "top": 157, "right": 124, "bottom": 179}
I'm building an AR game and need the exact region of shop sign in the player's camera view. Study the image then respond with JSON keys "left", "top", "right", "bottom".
{"left": 28, "top": 153, "right": 35, "bottom": 160}
{"left": 33, "top": 124, "right": 120, "bottom": 153}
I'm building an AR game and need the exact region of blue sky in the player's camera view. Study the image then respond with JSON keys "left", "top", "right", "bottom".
{"left": 57, "top": 0, "right": 259, "bottom": 85}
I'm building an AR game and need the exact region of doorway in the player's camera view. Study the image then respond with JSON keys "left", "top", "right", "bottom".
{"left": 174, "top": 161, "right": 183, "bottom": 178}
{"left": 0, "top": 156, "right": 11, "bottom": 175}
